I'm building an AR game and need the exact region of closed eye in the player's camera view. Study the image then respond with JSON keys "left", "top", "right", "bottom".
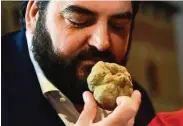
{"left": 67, "top": 19, "right": 88, "bottom": 27}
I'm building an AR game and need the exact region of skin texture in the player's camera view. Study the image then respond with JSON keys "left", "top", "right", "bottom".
{"left": 25, "top": 1, "right": 141, "bottom": 125}
{"left": 87, "top": 61, "right": 133, "bottom": 110}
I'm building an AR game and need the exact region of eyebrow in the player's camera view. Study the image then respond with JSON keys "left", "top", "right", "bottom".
{"left": 111, "top": 12, "right": 132, "bottom": 20}
{"left": 61, "top": 5, "right": 97, "bottom": 16}
{"left": 61, "top": 5, "right": 132, "bottom": 20}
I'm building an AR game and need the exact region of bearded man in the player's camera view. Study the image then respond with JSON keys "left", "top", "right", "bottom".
{"left": 2, "top": 1, "right": 155, "bottom": 126}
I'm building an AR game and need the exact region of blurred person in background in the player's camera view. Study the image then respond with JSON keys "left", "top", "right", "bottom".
{"left": 2, "top": 1, "right": 155, "bottom": 126}
{"left": 148, "top": 108, "right": 183, "bottom": 126}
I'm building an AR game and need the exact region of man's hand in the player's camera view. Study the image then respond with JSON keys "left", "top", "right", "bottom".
{"left": 75, "top": 90, "right": 141, "bottom": 126}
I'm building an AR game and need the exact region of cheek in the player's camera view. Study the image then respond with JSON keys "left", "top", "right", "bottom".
{"left": 46, "top": 8, "right": 88, "bottom": 57}
{"left": 46, "top": 4, "right": 65, "bottom": 52}
{"left": 110, "top": 33, "right": 129, "bottom": 62}
{"left": 54, "top": 31, "right": 88, "bottom": 57}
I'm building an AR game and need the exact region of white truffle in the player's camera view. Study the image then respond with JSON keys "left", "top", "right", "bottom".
{"left": 87, "top": 61, "right": 133, "bottom": 110}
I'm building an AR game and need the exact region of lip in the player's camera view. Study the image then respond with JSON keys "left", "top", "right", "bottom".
{"left": 76, "top": 58, "right": 114, "bottom": 80}
{"left": 79, "top": 60, "right": 98, "bottom": 66}
{"left": 76, "top": 59, "right": 101, "bottom": 79}
{"left": 79, "top": 57, "right": 111, "bottom": 65}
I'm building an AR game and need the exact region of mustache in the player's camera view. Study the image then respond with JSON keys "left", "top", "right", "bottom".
{"left": 73, "top": 46, "right": 116, "bottom": 63}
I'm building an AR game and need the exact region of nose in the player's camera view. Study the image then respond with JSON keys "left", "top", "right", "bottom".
{"left": 88, "top": 22, "right": 111, "bottom": 51}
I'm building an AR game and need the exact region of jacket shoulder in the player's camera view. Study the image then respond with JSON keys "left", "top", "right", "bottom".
{"left": 132, "top": 79, "right": 156, "bottom": 126}
{"left": 2, "top": 29, "right": 26, "bottom": 48}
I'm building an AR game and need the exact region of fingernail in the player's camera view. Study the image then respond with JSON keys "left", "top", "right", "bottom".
{"left": 83, "top": 93, "right": 88, "bottom": 103}
{"left": 117, "top": 97, "right": 127, "bottom": 106}
{"left": 117, "top": 99, "right": 122, "bottom": 105}
{"left": 117, "top": 97, "right": 122, "bottom": 105}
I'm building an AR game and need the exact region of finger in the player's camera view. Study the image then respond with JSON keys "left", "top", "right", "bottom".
{"left": 131, "top": 90, "right": 141, "bottom": 105}
{"left": 127, "top": 117, "right": 135, "bottom": 126}
{"left": 76, "top": 91, "right": 97, "bottom": 125}
{"left": 116, "top": 90, "right": 141, "bottom": 106}
{"left": 102, "top": 90, "right": 141, "bottom": 125}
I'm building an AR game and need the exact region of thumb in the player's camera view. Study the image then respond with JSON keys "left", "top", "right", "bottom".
{"left": 101, "top": 90, "right": 141, "bottom": 125}
{"left": 76, "top": 91, "right": 97, "bottom": 125}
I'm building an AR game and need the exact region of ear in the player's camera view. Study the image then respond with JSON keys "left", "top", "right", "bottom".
{"left": 25, "top": 0, "right": 39, "bottom": 33}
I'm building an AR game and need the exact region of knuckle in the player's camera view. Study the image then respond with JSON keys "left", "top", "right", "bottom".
{"left": 127, "top": 103, "right": 138, "bottom": 114}
{"left": 77, "top": 116, "right": 85, "bottom": 123}
{"left": 85, "top": 102, "right": 96, "bottom": 110}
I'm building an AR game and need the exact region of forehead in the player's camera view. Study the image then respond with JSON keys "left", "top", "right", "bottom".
{"left": 48, "top": 1, "right": 132, "bottom": 15}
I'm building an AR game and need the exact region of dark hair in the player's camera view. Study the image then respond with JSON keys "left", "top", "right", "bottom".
{"left": 132, "top": 1, "right": 140, "bottom": 29}
{"left": 123, "top": 1, "right": 140, "bottom": 66}
{"left": 19, "top": 1, "right": 49, "bottom": 28}
{"left": 19, "top": 1, "right": 28, "bottom": 27}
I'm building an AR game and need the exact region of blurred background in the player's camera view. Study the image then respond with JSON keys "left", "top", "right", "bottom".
{"left": 1, "top": 1, "right": 183, "bottom": 113}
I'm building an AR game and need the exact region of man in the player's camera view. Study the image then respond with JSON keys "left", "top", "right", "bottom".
{"left": 2, "top": 1, "right": 155, "bottom": 126}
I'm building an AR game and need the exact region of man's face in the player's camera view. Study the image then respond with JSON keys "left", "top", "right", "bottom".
{"left": 32, "top": 1, "right": 132, "bottom": 103}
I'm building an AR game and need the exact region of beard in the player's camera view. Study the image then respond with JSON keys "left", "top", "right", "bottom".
{"left": 32, "top": 11, "right": 127, "bottom": 104}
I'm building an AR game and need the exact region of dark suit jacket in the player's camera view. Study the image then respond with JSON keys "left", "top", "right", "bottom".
{"left": 2, "top": 29, "right": 155, "bottom": 126}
